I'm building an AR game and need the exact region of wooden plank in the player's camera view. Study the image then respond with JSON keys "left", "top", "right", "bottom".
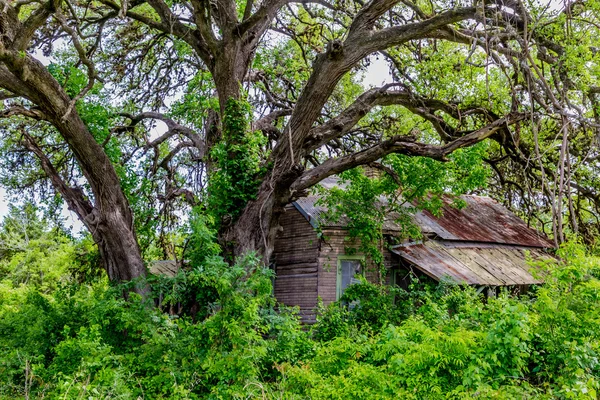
{"left": 276, "top": 226, "right": 317, "bottom": 239}
{"left": 275, "top": 261, "right": 318, "bottom": 268}
{"left": 392, "top": 244, "right": 478, "bottom": 284}
{"left": 491, "top": 248, "right": 541, "bottom": 284}
{"left": 276, "top": 273, "right": 318, "bottom": 279}
{"left": 274, "top": 239, "right": 319, "bottom": 253}
{"left": 273, "top": 251, "right": 318, "bottom": 265}
{"left": 470, "top": 247, "right": 522, "bottom": 285}
{"left": 276, "top": 267, "right": 318, "bottom": 276}
{"left": 434, "top": 243, "right": 509, "bottom": 285}
{"left": 274, "top": 276, "right": 317, "bottom": 285}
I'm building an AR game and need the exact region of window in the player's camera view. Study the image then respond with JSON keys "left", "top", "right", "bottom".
{"left": 336, "top": 256, "right": 363, "bottom": 300}
{"left": 392, "top": 268, "right": 411, "bottom": 291}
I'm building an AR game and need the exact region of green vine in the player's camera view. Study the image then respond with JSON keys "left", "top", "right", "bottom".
{"left": 318, "top": 146, "right": 490, "bottom": 278}
{"left": 207, "top": 98, "right": 267, "bottom": 228}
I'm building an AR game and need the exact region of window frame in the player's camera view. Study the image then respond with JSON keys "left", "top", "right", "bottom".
{"left": 336, "top": 255, "right": 365, "bottom": 300}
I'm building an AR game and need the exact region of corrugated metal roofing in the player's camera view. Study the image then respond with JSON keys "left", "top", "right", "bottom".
{"left": 149, "top": 260, "right": 178, "bottom": 277}
{"left": 293, "top": 184, "right": 554, "bottom": 248}
{"left": 390, "top": 241, "right": 548, "bottom": 286}
{"left": 412, "top": 196, "right": 555, "bottom": 248}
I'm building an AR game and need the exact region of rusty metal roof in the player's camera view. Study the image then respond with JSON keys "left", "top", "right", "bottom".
{"left": 293, "top": 185, "right": 554, "bottom": 248}
{"left": 390, "top": 241, "right": 548, "bottom": 286}
{"left": 412, "top": 196, "right": 555, "bottom": 248}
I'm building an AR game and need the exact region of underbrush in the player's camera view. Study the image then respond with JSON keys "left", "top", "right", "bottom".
{"left": 1, "top": 242, "right": 599, "bottom": 399}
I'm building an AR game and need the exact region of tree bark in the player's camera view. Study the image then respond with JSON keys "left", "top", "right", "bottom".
{"left": 0, "top": 51, "right": 148, "bottom": 295}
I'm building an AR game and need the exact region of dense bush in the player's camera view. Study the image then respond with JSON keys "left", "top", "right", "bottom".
{"left": 1, "top": 240, "right": 600, "bottom": 398}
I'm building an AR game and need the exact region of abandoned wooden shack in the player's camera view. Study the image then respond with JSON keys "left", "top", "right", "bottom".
{"left": 272, "top": 177, "right": 555, "bottom": 323}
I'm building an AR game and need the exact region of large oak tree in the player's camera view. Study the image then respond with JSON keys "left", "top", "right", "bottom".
{"left": 0, "top": 0, "right": 599, "bottom": 285}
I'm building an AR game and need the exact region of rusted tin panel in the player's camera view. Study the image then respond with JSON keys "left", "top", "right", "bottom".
{"left": 391, "top": 241, "right": 547, "bottom": 286}
{"left": 413, "top": 196, "right": 555, "bottom": 248}
{"left": 393, "top": 243, "right": 479, "bottom": 284}
{"left": 426, "top": 241, "right": 506, "bottom": 285}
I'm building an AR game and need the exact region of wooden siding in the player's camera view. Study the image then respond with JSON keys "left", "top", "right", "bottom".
{"left": 274, "top": 207, "right": 404, "bottom": 322}
{"left": 273, "top": 205, "right": 320, "bottom": 323}
{"left": 316, "top": 230, "right": 393, "bottom": 307}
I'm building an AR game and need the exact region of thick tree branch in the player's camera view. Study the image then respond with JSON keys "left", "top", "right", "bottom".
{"left": 21, "top": 132, "right": 95, "bottom": 225}
{"left": 0, "top": 105, "right": 47, "bottom": 120}
{"left": 303, "top": 87, "right": 477, "bottom": 152}
{"left": 157, "top": 141, "right": 194, "bottom": 171}
{"left": 292, "top": 114, "right": 525, "bottom": 192}
{"left": 251, "top": 108, "right": 292, "bottom": 136}
{"left": 0, "top": 89, "right": 16, "bottom": 100}
{"left": 281, "top": 6, "right": 482, "bottom": 165}
{"left": 189, "top": 0, "right": 220, "bottom": 53}
{"left": 0, "top": 47, "right": 148, "bottom": 286}
{"left": 15, "top": 0, "right": 59, "bottom": 50}
{"left": 120, "top": 111, "right": 205, "bottom": 154}
{"left": 347, "top": 0, "right": 400, "bottom": 36}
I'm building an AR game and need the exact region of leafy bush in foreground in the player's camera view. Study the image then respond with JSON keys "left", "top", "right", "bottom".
{"left": 0, "top": 242, "right": 599, "bottom": 399}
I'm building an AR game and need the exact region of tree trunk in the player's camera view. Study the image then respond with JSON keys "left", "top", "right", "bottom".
{"left": 95, "top": 211, "right": 148, "bottom": 285}
{"left": 223, "top": 162, "right": 304, "bottom": 262}
{"left": 226, "top": 188, "right": 280, "bottom": 262}
{"left": 0, "top": 55, "right": 149, "bottom": 296}
{"left": 49, "top": 101, "right": 149, "bottom": 296}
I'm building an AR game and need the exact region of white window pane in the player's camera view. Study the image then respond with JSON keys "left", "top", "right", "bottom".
{"left": 340, "top": 260, "right": 361, "bottom": 295}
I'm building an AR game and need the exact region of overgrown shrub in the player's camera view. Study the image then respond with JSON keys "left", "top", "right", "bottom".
{"left": 2, "top": 241, "right": 600, "bottom": 399}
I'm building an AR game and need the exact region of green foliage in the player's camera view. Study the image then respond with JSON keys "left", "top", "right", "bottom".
{"left": 339, "top": 277, "right": 404, "bottom": 331}
{"left": 0, "top": 204, "right": 82, "bottom": 293}
{"left": 302, "top": 245, "right": 600, "bottom": 399}
{"left": 47, "top": 63, "right": 90, "bottom": 98}
{"left": 186, "top": 208, "right": 221, "bottom": 266}
{"left": 2, "top": 239, "right": 600, "bottom": 399}
{"left": 317, "top": 145, "right": 490, "bottom": 270}
{"left": 207, "top": 98, "right": 267, "bottom": 228}
{"left": 0, "top": 253, "right": 311, "bottom": 399}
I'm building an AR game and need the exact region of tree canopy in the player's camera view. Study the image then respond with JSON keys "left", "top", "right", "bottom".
{"left": 0, "top": 0, "right": 599, "bottom": 283}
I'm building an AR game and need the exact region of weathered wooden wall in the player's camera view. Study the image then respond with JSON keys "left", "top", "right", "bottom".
{"left": 316, "top": 231, "right": 396, "bottom": 306}
{"left": 316, "top": 229, "right": 350, "bottom": 306}
{"left": 274, "top": 206, "right": 402, "bottom": 322}
{"left": 272, "top": 205, "right": 320, "bottom": 323}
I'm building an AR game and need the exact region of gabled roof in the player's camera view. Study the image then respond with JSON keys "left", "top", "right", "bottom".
{"left": 293, "top": 181, "right": 554, "bottom": 249}
{"left": 412, "top": 195, "right": 555, "bottom": 248}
